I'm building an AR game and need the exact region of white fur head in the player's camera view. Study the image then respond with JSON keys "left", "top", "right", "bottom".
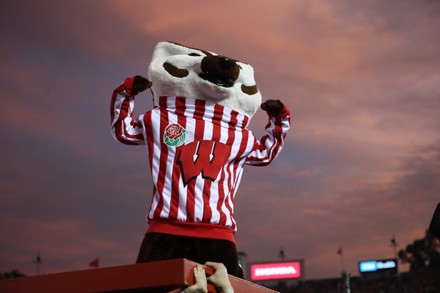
{"left": 147, "top": 41, "right": 262, "bottom": 118}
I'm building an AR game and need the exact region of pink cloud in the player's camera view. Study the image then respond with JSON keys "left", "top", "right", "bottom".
{"left": 0, "top": 216, "right": 125, "bottom": 275}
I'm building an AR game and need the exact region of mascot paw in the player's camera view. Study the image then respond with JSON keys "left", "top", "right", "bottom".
{"left": 261, "top": 99, "right": 284, "bottom": 116}
{"left": 133, "top": 75, "right": 152, "bottom": 94}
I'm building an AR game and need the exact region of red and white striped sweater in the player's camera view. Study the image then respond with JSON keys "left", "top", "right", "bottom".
{"left": 110, "top": 77, "right": 291, "bottom": 242}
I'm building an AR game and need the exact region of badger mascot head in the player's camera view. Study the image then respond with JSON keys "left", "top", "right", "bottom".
{"left": 146, "top": 41, "right": 262, "bottom": 117}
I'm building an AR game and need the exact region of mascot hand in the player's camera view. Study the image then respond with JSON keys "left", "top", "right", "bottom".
{"left": 132, "top": 75, "right": 152, "bottom": 95}
{"left": 261, "top": 99, "right": 284, "bottom": 116}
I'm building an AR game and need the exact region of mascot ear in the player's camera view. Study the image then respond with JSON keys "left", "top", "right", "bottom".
{"left": 133, "top": 75, "right": 152, "bottom": 94}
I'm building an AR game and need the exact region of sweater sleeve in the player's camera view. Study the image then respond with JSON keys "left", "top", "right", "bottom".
{"left": 110, "top": 77, "right": 146, "bottom": 145}
{"left": 245, "top": 104, "right": 291, "bottom": 166}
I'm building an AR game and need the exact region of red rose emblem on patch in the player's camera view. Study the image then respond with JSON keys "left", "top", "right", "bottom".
{"left": 163, "top": 123, "right": 187, "bottom": 147}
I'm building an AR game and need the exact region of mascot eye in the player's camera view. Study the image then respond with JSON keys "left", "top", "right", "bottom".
{"left": 189, "top": 53, "right": 201, "bottom": 57}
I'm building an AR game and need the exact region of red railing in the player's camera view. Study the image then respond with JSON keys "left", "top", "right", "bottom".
{"left": 0, "top": 258, "right": 278, "bottom": 293}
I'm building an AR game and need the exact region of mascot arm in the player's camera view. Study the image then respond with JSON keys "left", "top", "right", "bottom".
{"left": 110, "top": 76, "right": 151, "bottom": 145}
{"left": 245, "top": 99, "right": 290, "bottom": 166}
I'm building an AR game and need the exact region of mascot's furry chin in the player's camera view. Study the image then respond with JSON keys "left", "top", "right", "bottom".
{"left": 110, "top": 41, "right": 291, "bottom": 277}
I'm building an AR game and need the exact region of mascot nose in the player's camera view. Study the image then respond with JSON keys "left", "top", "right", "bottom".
{"left": 201, "top": 55, "right": 239, "bottom": 74}
{"left": 199, "top": 55, "right": 240, "bottom": 87}
{"left": 218, "top": 57, "right": 234, "bottom": 69}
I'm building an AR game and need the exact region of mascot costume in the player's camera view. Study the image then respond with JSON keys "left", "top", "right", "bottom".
{"left": 110, "top": 41, "right": 290, "bottom": 277}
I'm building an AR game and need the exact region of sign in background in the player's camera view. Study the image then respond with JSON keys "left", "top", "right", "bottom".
{"left": 250, "top": 261, "right": 302, "bottom": 281}
{"left": 358, "top": 258, "right": 398, "bottom": 274}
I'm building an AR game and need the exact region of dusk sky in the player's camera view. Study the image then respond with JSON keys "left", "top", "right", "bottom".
{"left": 1, "top": 0, "right": 439, "bottom": 280}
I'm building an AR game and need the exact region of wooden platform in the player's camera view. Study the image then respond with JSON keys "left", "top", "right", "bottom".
{"left": 0, "top": 259, "right": 278, "bottom": 293}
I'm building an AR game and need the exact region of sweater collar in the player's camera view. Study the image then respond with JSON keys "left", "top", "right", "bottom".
{"left": 155, "top": 96, "right": 250, "bottom": 129}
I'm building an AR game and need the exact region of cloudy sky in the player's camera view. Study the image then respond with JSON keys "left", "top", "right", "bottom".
{"left": 1, "top": 0, "right": 439, "bottom": 280}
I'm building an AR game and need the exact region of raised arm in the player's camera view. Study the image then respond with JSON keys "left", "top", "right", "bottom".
{"left": 110, "top": 75, "right": 151, "bottom": 145}
{"left": 245, "top": 99, "right": 291, "bottom": 166}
